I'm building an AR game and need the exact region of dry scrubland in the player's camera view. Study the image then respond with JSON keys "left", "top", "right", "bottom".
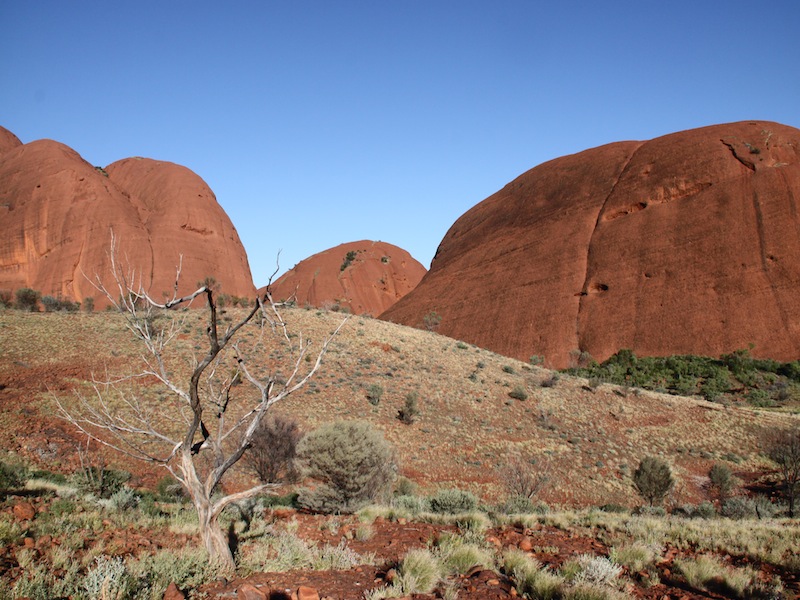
{"left": 0, "top": 307, "right": 799, "bottom": 599}
{"left": 0, "top": 306, "right": 797, "bottom": 505}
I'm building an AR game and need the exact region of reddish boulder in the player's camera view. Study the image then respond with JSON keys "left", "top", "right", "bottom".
{"left": 13, "top": 502, "right": 36, "bottom": 521}
{"left": 381, "top": 121, "right": 800, "bottom": 368}
{"left": 294, "top": 586, "right": 320, "bottom": 600}
{"left": 163, "top": 582, "right": 186, "bottom": 600}
{"left": 266, "top": 241, "right": 426, "bottom": 315}
{"left": 0, "top": 129, "right": 255, "bottom": 304}
{"left": 236, "top": 583, "right": 267, "bottom": 600}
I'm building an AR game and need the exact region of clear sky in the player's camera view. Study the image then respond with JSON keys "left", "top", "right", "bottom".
{"left": 2, "top": 1, "right": 799, "bottom": 287}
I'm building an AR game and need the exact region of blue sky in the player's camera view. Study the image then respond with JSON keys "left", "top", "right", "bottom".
{"left": 2, "top": 1, "right": 799, "bottom": 287}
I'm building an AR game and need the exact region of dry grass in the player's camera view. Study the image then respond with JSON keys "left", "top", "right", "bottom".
{"left": 1, "top": 307, "right": 799, "bottom": 507}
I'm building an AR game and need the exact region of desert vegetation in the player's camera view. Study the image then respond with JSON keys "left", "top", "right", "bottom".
{"left": 1, "top": 292, "right": 799, "bottom": 597}
{"left": 567, "top": 348, "right": 800, "bottom": 409}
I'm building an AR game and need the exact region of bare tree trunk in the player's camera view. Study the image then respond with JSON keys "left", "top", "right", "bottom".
{"left": 180, "top": 451, "right": 236, "bottom": 571}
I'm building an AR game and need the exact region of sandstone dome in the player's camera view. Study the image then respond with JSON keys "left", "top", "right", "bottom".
{"left": 381, "top": 121, "right": 800, "bottom": 368}
{"left": 0, "top": 129, "right": 255, "bottom": 304}
{"left": 266, "top": 241, "right": 426, "bottom": 315}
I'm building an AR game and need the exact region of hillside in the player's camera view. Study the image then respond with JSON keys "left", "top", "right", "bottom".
{"left": 0, "top": 307, "right": 795, "bottom": 508}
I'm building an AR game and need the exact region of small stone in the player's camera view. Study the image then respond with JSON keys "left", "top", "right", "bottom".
{"left": 13, "top": 502, "right": 35, "bottom": 521}
{"left": 237, "top": 583, "right": 267, "bottom": 600}
{"left": 296, "top": 586, "right": 320, "bottom": 600}
{"left": 487, "top": 579, "right": 500, "bottom": 586}
{"left": 519, "top": 537, "right": 533, "bottom": 552}
{"left": 162, "top": 582, "right": 186, "bottom": 600}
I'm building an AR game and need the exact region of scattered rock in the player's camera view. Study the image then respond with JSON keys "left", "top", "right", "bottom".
{"left": 13, "top": 502, "right": 35, "bottom": 521}
{"left": 162, "top": 582, "right": 186, "bottom": 600}
{"left": 294, "top": 586, "right": 320, "bottom": 600}
{"left": 236, "top": 583, "right": 267, "bottom": 600}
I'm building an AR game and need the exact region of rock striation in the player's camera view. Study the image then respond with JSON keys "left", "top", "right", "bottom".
{"left": 0, "top": 127, "right": 255, "bottom": 304}
{"left": 266, "top": 241, "right": 425, "bottom": 315}
{"left": 381, "top": 121, "right": 800, "bottom": 368}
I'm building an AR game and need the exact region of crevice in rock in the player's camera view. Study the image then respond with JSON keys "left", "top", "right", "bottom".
{"left": 575, "top": 143, "right": 643, "bottom": 352}
{"left": 751, "top": 187, "right": 800, "bottom": 356}
{"left": 721, "top": 139, "right": 756, "bottom": 172}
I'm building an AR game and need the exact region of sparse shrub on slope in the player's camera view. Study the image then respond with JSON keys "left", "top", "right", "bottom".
{"left": 245, "top": 412, "right": 302, "bottom": 484}
{"left": 708, "top": 462, "right": 735, "bottom": 504}
{"left": 429, "top": 488, "right": 478, "bottom": 514}
{"left": 632, "top": 456, "right": 674, "bottom": 507}
{"left": 297, "top": 420, "right": 397, "bottom": 513}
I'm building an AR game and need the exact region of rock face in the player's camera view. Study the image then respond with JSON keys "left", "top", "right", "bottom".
{"left": 267, "top": 241, "right": 426, "bottom": 315}
{"left": 381, "top": 121, "right": 800, "bottom": 368}
{"left": 0, "top": 128, "right": 255, "bottom": 304}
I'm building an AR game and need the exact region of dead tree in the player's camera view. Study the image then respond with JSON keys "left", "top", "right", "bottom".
{"left": 57, "top": 237, "right": 346, "bottom": 571}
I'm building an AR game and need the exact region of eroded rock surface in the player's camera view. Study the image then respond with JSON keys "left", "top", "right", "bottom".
{"left": 381, "top": 121, "right": 800, "bottom": 367}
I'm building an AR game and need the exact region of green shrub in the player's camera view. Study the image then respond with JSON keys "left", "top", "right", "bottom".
{"left": 156, "top": 474, "right": 187, "bottom": 501}
{"left": 498, "top": 494, "right": 536, "bottom": 514}
{"left": 297, "top": 420, "right": 397, "bottom": 513}
{"left": 397, "top": 548, "right": 442, "bottom": 594}
{"left": 397, "top": 392, "right": 420, "bottom": 424}
{"left": 422, "top": 311, "right": 442, "bottom": 332}
{"left": 429, "top": 488, "right": 478, "bottom": 514}
{"left": 632, "top": 456, "right": 674, "bottom": 506}
{"left": 503, "top": 549, "right": 562, "bottom": 600}
{"left": 245, "top": 413, "right": 302, "bottom": 484}
{"left": 340, "top": 250, "right": 358, "bottom": 271}
{"left": 14, "top": 288, "right": 40, "bottom": 311}
{"left": 108, "top": 486, "right": 139, "bottom": 511}
{"left": 392, "top": 494, "right": 430, "bottom": 514}
{"left": 721, "top": 495, "right": 777, "bottom": 520}
{"left": 393, "top": 475, "right": 418, "bottom": 497}
{"left": 509, "top": 385, "right": 528, "bottom": 401}
{"left": 83, "top": 555, "right": 135, "bottom": 599}
{"left": 366, "top": 383, "right": 384, "bottom": 406}
{"left": 72, "top": 466, "right": 130, "bottom": 498}
{"left": 0, "top": 460, "right": 27, "bottom": 489}
{"left": 708, "top": 463, "right": 734, "bottom": 503}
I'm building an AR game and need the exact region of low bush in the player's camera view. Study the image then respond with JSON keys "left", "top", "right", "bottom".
{"left": 297, "top": 420, "right": 397, "bottom": 513}
{"left": 632, "top": 456, "right": 674, "bottom": 507}
{"left": 245, "top": 412, "right": 302, "bottom": 484}
{"left": 0, "top": 460, "right": 27, "bottom": 490}
{"left": 509, "top": 385, "right": 529, "bottom": 400}
{"left": 429, "top": 488, "right": 479, "bottom": 514}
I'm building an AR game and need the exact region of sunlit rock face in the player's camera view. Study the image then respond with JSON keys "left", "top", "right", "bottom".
{"left": 381, "top": 121, "right": 800, "bottom": 368}
{"left": 0, "top": 127, "right": 255, "bottom": 304}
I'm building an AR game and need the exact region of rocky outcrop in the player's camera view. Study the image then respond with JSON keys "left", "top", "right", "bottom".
{"left": 266, "top": 241, "right": 425, "bottom": 315}
{"left": 0, "top": 128, "right": 255, "bottom": 303}
{"left": 381, "top": 121, "right": 800, "bottom": 368}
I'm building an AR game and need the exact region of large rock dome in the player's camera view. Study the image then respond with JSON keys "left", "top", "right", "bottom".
{"left": 0, "top": 129, "right": 255, "bottom": 304}
{"left": 381, "top": 121, "right": 800, "bottom": 368}
{"left": 267, "top": 240, "right": 426, "bottom": 315}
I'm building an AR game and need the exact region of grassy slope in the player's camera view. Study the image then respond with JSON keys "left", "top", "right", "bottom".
{"left": 0, "top": 307, "right": 797, "bottom": 507}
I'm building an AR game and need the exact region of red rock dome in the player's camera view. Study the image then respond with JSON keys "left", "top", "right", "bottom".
{"left": 381, "top": 121, "right": 800, "bottom": 368}
{"left": 0, "top": 129, "right": 255, "bottom": 304}
{"left": 266, "top": 241, "right": 426, "bottom": 315}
